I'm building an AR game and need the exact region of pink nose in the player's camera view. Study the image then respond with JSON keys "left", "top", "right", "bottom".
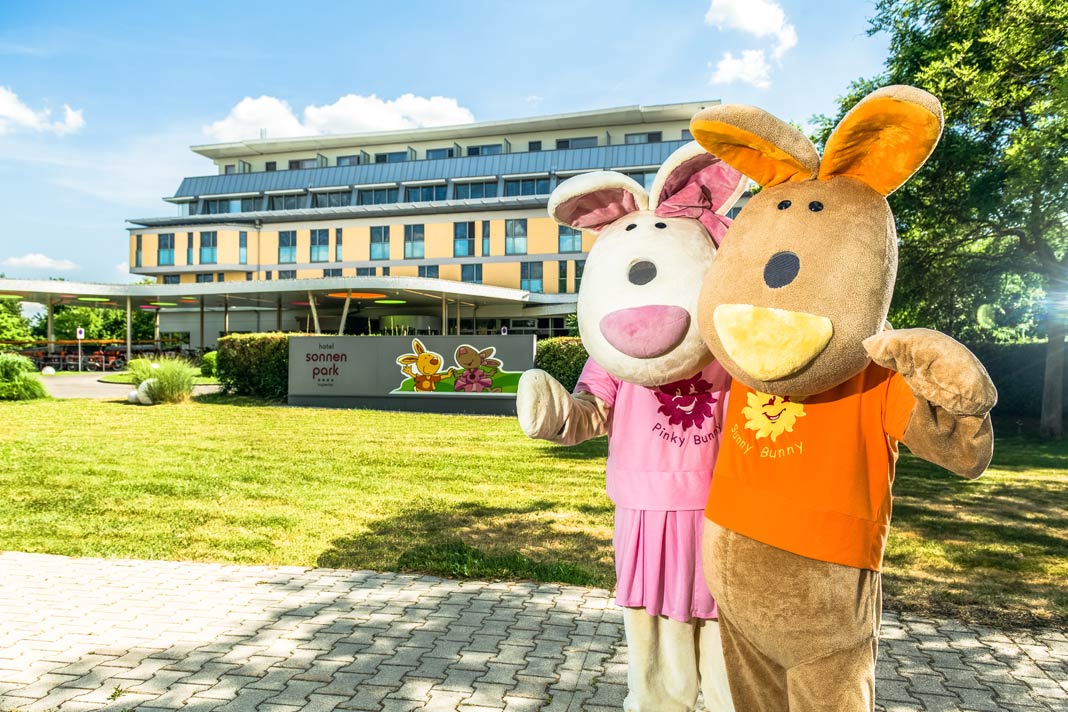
{"left": 599, "top": 305, "right": 690, "bottom": 359}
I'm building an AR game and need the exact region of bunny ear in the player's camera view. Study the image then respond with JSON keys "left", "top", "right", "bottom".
{"left": 650, "top": 142, "right": 747, "bottom": 245}
{"left": 412, "top": 339, "right": 425, "bottom": 355}
{"left": 548, "top": 171, "right": 649, "bottom": 233}
{"left": 690, "top": 104, "right": 820, "bottom": 188}
{"left": 818, "top": 85, "right": 943, "bottom": 196}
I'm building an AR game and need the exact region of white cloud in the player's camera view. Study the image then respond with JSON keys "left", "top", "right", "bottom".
{"left": 2, "top": 253, "right": 79, "bottom": 270}
{"left": 115, "top": 261, "right": 130, "bottom": 274}
{"left": 0, "top": 86, "right": 84, "bottom": 136}
{"left": 705, "top": 0, "right": 797, "bottom": 59}
{"left": 710, "top": 50, "right": 774, "bottom": 89}
{"left": 525, "top": 95, "right": 544, "bottom": 107}
{"left": 203, "top": 93, "right": 476, "bottom": 142}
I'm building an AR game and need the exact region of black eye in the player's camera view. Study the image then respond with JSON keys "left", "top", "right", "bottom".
{"left": 654, "top": 222, "right": 667, "bottom": 229}
{"left": 628, "top": 260, "right": 657, "bottom": 286}
{"left": 777, "top": 200, "right": 791, "bottom": 210}
{"left": 809, "top": 201, "right": 824, "bottom": 212}
{"left": 625, "top": 223, "right": 637, "bottom": 231}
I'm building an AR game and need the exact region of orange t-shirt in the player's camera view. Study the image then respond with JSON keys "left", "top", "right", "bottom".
{"left": 705, "top": 363, "right": 916, "bottom": 571}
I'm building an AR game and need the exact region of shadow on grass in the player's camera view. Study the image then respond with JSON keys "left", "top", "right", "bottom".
{"left": 884, "top": 441, "right": 1068, "bottom": 629}
{"left": 192, "top": 391, "right": 284, "bottom": 407}
{"left": 317, "top": 498, "right": 615, "bottom": 588}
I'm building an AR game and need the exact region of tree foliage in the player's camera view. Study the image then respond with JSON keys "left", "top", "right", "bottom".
{"left": 30, "top": 305, "right": 156, "bottom": 341}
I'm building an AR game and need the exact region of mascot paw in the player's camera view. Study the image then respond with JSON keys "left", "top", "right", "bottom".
{"left": 517, "top": 369, "right": 572, "bottom": 440}
{"left": 863, "top": 329, "right": 997, "bottom": 416}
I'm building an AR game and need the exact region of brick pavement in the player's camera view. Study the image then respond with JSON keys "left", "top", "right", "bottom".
{"left": 0, "top": 552, "right": 1064, "bottom": 711}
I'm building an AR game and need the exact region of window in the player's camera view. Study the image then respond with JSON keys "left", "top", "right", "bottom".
{"left": 337, "top": 154, "right": 361, "bottom": 166}
{"left": 246, "top": 272, "right": 253, "bottom": 281}
{"left": 427, "top": 147, "right": 454, "bottom": 160}
{"left": 505, "top": 219, "right": 527, "bottom": 255}
{"left": 528, "top": 140, "right": 542, "bottom": 152}
{"left": 375, "top": 151, "right": 409, "bottom": 163}
{"left": 482, "top": 221, "right": 490, "bottom": 256}
{"left": 461, "top": 264, "right": 482, "bottom": 284}
{"left": 159, "top": 233, "right": 175, "bottom": 267}
{"left": 335, "top": 228, "right": 343, "bottom": 261}
{"left": 195, "top": 273, "right": 214, "bottom": 283}
{"left": 681, "top": 129, "right": 693, "bottom": 140}
{"left": 186, "top": 233, "right": 194, "bottom": 264}
{"left": 504, "top": 177, "right": 550, "bottom": 196}
{"left": 278, "top": 270, "right": 296, "bottom": 280}
{"left": 309, "top": 229, "right": 329, "bottom": 262}
{"left": 575, "top": 259, "right": 585, "bottom": 291}
{"left": 558, "top": 226, "right": 582, "bottom": 253}
{"left": 405, "top": 184, "right": 446, "bottom": 202}
{"left": 556, "top": 136, "right": 597, "bottom": 149}
{"left": 313, "top": 191, "right": 350, "bottom": 208}
{"left": 357, "top": 187, "right": 399, "bottom": 205}
{"left": 382, "top": 267, "right": 390, "bottom": 276}
{"left": 404, "top": 224, "right": 425, "bottom": 259}
{"left": 268, "top": 194, "right": 303, "bottom": 211}
{"left": 203, "top": 197, "right": 259, "bottom": 214}
{"left": 520, "top": 262, "right": 543, "bottom": 292}
{"left": 323, "top": 268, "right": 342, "bottom": 277}
{"left": 135, "top": 235, "right": 142, "bottom": 267}
{"left": 199, "top": 232, "right": 217, "bottom": 264}
{"left": 265, "top": 271, "right": 272, "bottom": 280}
{"left": 727, "top": 205, "right": 743, "bottom": 220}
{"left": 418, "top": 265, "right": 439, "bottom": 278}
{"left": 559, "top": 260, "right": 568, "bottom": 293}
{"left": 625, "top": 131, "right": 662, "bottom": 144}
{"left": 467, "top": 144, "right": 502, "bottom": 156}
{"left": 163, "top": 275, "right": 179, "bottom": 285}
{"left": 217, "top": 272, "right": 225, "bottom": 283}
{"left": 453, "top": 222, "right": 475, "bottom": 257}
{"left": 265, "top": 161, "right": 277, "bottom": 172}
{"left": 356, "top": 267, "right": 375, "bottom": 276}
{"left": 238, "top": 232, "right": 247, "bottom": 265}
{"left": 224, "top": 164, "right": 236, "bottom": 174}
{"left": 370, "top": 226, "right": 390, "bottom": 260}
{"left": 623, "top": 170, "right": 657, "bottom": 191}
{"left": 288, "top": 158, "right": 317, "bottom": 170}
{"left": 278, "top": 231, "right": 297, "bottom": 264}
{"left": 454, "top": 180, "right": 498, "bottom": 199}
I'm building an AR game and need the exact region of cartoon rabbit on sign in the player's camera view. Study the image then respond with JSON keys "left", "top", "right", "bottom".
{"left": 396, "top": 338, "right": 455, "bottom": 392}
{"left": 518, "top": 142, "right": 746, "bottom": 711}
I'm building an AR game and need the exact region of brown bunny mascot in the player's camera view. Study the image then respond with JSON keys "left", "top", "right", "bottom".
{"left": 687, "top": 86, "right": 997, "bottom": 710}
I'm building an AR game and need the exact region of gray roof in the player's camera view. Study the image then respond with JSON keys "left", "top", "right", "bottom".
{"left": 171, "top": 140, "right": 689, "bottom": 199}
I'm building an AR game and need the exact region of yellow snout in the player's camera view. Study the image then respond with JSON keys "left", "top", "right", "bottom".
{"left": 713, "top": 304, "right": 833, "bottom": 381}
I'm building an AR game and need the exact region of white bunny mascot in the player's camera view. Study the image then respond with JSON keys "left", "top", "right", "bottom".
{"left": 518, "top": 143, "right": 746, "bottom": 711}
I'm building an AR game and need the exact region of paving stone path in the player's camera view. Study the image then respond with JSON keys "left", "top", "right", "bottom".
{"left": 0, "top": 553, "right": 1064, "bottom": 712}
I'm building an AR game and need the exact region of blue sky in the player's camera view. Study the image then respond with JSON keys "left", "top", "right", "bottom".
{"left": 0, "top": 0, "right": 890, "bottom": 291}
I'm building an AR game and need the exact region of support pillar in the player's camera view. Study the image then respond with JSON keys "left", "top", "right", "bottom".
{"left": 125, "top": 297, "right": 131, "bottom": 362}
{"left": 441, "top": 294, "right": 447, "bottom": 336}
{"left": 199, "top": 300, "right": 205, "bottom": 351}
{"left": 308, "top": 291, "right": 320, "bottom": 334}
{"left": 47, "top": 299, "right": 55, "bottom": 354}
{"left": 276, "top": 297, "right": 282, "bottom": 331}
{"left": 154, "top": 310, "right": 160, "bottom": 351}
{"left": 223, "top": 296, "right": 230, "bottom": 336}
{"left": 455, "top": 299, "right": 460, "bottom": 335}
{"left": 338, "top": 290, "right": 351, "bottom": 336}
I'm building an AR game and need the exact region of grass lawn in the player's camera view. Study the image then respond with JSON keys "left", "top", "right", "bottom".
{"left": 0, "top": 396, "right": 1064, "bottom": 629}
{"left": 98, "top": 370, "right": 219, "bottom": 385}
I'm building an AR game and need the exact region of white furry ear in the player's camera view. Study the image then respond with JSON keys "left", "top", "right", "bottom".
{"left": 650, "top": 141, "right": 747, "bottom": 215}
{"left": 548, "top": 172, "right": 649, "bottom": 233}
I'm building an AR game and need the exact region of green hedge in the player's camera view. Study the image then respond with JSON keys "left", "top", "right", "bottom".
{"left": 535, "top": 337, "right": 589, "bottom": 393}
{"left": 966, "top": 341, "right": 1066, "bottom": 418}
{"left": 200, "top": 351, "right": 218, "bottom": 377}
{"left": 0, "top": 353, "right": 47, "bottom": 401}
{"left": 216, "top": 333, "right": 293, "bottom": 400}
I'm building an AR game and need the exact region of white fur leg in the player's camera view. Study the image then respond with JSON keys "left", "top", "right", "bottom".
{"left": 697, "top": 619, "right": 735, "bottom": 712}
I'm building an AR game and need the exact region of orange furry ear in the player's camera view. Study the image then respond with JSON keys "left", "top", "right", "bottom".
{"left": 689, "top": 104, "right": 819, "bottom": 188}
{"left": 818, "top": 85, "right": 943, "bottom": 196}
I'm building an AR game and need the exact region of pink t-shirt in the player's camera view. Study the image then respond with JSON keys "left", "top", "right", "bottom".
{"left": 575, "top": 358, "right": 730, "bottom": 511}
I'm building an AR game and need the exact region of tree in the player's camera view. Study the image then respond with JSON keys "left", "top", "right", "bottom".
{"left": 817, "top": 0, "right": 1068, "bottom": 437}
{"left": 30, "top": 305, "right": 155, "bottom": 341}
{"left": 0, "top": 275, "right": 33, "bottom": 349}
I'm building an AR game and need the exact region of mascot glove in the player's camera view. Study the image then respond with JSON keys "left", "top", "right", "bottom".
{"left": 517, "top": 369, "right": 608, "bottom": 445}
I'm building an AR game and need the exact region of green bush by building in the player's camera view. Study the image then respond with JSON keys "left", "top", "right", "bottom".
{"left": 0, "top": 353, "right": 47, "bottom": 401}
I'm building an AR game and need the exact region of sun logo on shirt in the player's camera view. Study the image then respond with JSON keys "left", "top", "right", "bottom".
{"left": 742, "top": 391, "right": 806, "bottom": 442}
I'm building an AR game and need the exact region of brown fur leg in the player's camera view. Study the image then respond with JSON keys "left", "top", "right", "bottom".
{"left": 785, "top": 636, "right": 878, "bottom": 712}
{"left": 718, "top": 612, "right": 789, "bottom": 712}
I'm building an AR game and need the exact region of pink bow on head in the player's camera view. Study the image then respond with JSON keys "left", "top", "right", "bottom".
{"left": 654, "top": 181, "right": 733, "bottom": 246}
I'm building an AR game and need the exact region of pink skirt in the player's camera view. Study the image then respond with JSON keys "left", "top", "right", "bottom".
{"left": 613, "top": 507, "right": 718, "bottom": 622}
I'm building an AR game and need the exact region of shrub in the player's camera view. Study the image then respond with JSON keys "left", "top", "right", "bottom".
{"left": 200, "top": 351, "right": 217, "bottom": 377}
{"left": 535, "top": 337, "right": 589, "bottom": 392}
{"left": 216, "top": 333, "right": 293, "bottom": 400}
{"left": 126, "top": 358, "right": 155, "bottom": 387}
{"left": 0, "top": 353, "right": 47, "bottom": 401}
{"left": 142, "top": 356, "right": 197, "bottom": 404}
